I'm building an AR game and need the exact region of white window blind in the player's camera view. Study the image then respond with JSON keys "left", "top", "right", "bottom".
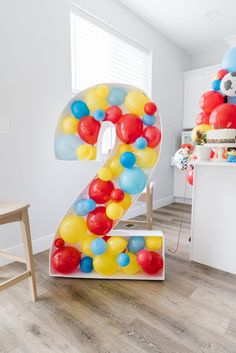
{"left": 70, "top": 7, "right": 152, "bottom": 94}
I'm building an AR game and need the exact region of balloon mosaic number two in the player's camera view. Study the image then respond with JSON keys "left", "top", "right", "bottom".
{"left": 49, "top": 84, "right": 164, "bottom": 279}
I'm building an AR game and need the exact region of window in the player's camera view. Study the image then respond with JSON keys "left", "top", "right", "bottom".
{"left": 70, "top": 5, "right": 152, "bottom": 153}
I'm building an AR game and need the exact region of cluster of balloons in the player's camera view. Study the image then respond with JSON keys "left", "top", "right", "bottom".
{"left": 51, "top": 83, "right": 162, "bottom": 277}
{"left": 51, "top": 234, "right": 163, "bottom": 276}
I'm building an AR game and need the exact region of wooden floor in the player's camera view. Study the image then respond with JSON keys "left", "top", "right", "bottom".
{"left": 1, "top": 203, "right": 236, "bottom": 353}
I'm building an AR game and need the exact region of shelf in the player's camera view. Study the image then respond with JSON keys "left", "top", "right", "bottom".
{"left": 204, "top": 143, "right": 236, "bottom": 148}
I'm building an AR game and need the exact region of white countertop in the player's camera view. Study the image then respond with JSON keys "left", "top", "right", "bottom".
{"left": 196, "top": 161, "right": 236, "bottom": 167}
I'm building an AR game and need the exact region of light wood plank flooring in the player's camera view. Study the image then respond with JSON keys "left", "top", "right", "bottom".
{"left": 1, "top": 203, "right": 236, "bottom": 353}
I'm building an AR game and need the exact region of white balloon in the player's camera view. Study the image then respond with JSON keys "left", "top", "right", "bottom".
{"left": 220, "top": 72, "right": 236, "bottom": 97}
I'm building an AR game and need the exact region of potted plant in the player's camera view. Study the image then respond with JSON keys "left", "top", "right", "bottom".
{"left": 195, "top": 130, "right": 211, "bottom": 161}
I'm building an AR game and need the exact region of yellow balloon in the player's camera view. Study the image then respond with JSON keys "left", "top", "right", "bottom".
{"left": 118, "top": 144, "right": 132, "bottom": 155}
{"left": 121, "top": 252, "right": 140, "bottom": 274}
{"left": 61, "top": 116, "right": 78, "bottom": 134}
{"left": 145, "top": 236, "right": 162, "bottom": 251}
{"left": 85, "top": 89, "right": 108, "bottom": 112}
{"left": 125, "top": 90, "right": 149, "bottom": 116}
{"left": 118, "top": 193, "right": 132, "bottom": 210}
{"left": 76, "top": 145, "right": 96, "bottom": 160}
{"left": 93, "top": 253, "right": 118, "bottom": 275}
{"left": 81, "top": 234, "right": 97, "bottom": 257}
{"left": 107, "top": 155, "right": 124, "bottom": 177}
{"left": 107, "top": 236, "right": 127, "bottom": 255}
{"left": 106, "top": 203, "right": 124, "bottom": 220}
{"left": 98, "top": 167, "right": 112, "bottom": 181}
{"left": 96, "top": 85, "right": 109, "bottom": 98}
{"left": 134, "top": 148, "right": 158, "bottom": 169}
{"left": 59, "top": 215, "right": 87, "bottom": 244}
{"left": 191, "top": 124, "right": 212, "bottom": 142}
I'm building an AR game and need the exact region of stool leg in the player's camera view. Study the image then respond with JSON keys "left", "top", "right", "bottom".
{"left": 21, "top": 209, "right": 37, "bottom": 301}
{"left": 146, "top": 183, "right": 153, "bottom": 230}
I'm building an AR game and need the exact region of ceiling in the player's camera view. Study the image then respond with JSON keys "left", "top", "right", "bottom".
{"left": 118, "top": 0, "right": 236, "bottom": 57}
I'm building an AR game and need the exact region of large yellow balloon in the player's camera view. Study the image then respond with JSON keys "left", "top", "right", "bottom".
{"left": 145, "top": 236, "right": 162, "bottom": 251}
{"left": 134, "top": 148, "right": 158, "bottom": 169}
{"left": 118, "top": 144, "right": 132, "bottom": 156}
{"left": 96, "top": 84, "right": 109, "bottom": 98}
{"left": 125, "top": 90, "right": 149, "bottom": 116}
{"left": 85, "top": 89, "right": 108, "bottom": 112}
{"left": 93, "top": 254, "right": 118, "bottom": 275}
{"left": 191, "top": 124, "right": 212, "bottom": 142}
{"left": 107, "top": 236, "right": 127, "bottom": 255}
{"left": 59, "top": 215, "right": 87, "bottom": 244}
{"left": 121, "top": 252, "right": 140, "bottom": 274}
{"left": 61, "top": 116, "right": 78, "bottom": 134}
{"left": 107, "top": 155, "right": 124, "bottom": 177}
{"left": 76, "top": 145, "right": 96, "bottom": 160}
{"left": 98, "top": 167, "right": 112, "bottom": 181}
{"left": 82, "top": 234, "right": 97, "bottom": 257}
{"left": 106, "top": 203, "right": 124, "bottom": 220}
{"left": 118, "top": 193, "right": 132, "bottom": 210}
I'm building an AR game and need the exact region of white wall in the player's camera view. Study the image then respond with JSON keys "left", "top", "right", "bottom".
{"left": 191, "top": 44, "right": 228, "bottom": 69}
{"left": 0, "top": 0, "right": 191, "bottom": 256}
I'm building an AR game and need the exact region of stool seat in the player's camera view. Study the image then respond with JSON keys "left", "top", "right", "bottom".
{"left": 0, "top": 202, "right": 29, "bottom": 217}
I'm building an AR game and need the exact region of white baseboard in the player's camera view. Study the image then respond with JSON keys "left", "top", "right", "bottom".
{"left": 0, "top": 195, "right": 174, "bottom": 267}
{"left": 174, "top": 197, "right": 192, "bottom": 205}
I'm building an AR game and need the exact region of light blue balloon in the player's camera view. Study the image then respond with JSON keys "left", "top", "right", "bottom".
{"left": 74, "top": 199, "right": 87, "bottom": 216}
{"left": 119, "top": 167, "right": 147, "bottom": 194}
{"left": 117, "top": 253, "right": 130, "bottom": 267}
{"left": 142, "top": 114, "right": 156, "bottom": 126}
{"left": 108, "top": 87, "right": 127, "bottom": 106}
{"left": 90, "top": 238, "right": 107, "bottom": 255}
{"left": 228, "top": 96, "right": 236, "bottom": 105}
{"left": 55, "top": 134, "right": 82, "bottom": 160}
{"left": 120, "top": 152, "right": 136, "bottom": 168}
{"left": 83, "top": 199, "right": 96, "bottom": 213}
{"left": 135, "top": 137, "right": 148, "bottom": 150}
{"left": 94, "top": 109, "right": 105, "bottom": 121}
{"left": 221, "top": 47, "right": 236, "bottom": 72}
{"left": 128, "top": 236, "right": 145, "bottom": 253}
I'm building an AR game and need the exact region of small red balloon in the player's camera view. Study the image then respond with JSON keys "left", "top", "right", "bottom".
{"left": 196, "top": 111, "right": 210, "bottom": 125}
{"left": 103, "top": 235, "right": 111, "bottom": 242}
{"left": 78, "top": 116, "right": 100, "bottom": 144}
{"left": 199, "top": 91, "right": 224, "bottom": 113}
{"left": 104, "top": 106, "right": 122, "bottom": 124}
{"left": 110, "top": 188, "right": 125, "bottom": 202}
{"left": 216, "top": 69, "right": 228, "bottom": 80}
{"left": 116, "top": 114, "right": 143, "bottom": 144}
{"left": 209, "top": 103, "right": 236, "bottom": 129}
{"left": 54, "top": 238, "right": 65, "bottom": 249}
{"left": 144, "top": 102, "right": 157, "bottom": 115}
{"left": 142, "top": 126, "right": 161, "bottom": 148}
{"left": 186, "top": 169, "right": 194, "bottom": 186}
{"left": 142, "top": 252, "right": 163, "bottom": 275}
{"left": 87, "top": 206, "right": 113, "bottom": 235}
{"left": 51, "top": 246, "right": 81, "bottom": 274}
{"left": 137, "top": 250, "right": 152, "bottom": 267}
{"left": 89, "top": 178, "right": 114, "bottom": 204}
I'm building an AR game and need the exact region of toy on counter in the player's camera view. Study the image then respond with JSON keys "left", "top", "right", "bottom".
{"left": 227, "top": 149, "right": 236, "bottom": 163}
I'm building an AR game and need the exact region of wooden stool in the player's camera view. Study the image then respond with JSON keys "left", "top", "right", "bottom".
{"left": 119, "top": 181, "right": 154, "bottom": 230}
{"left": 0, "top": 203, "right": 37, "bottom": 301}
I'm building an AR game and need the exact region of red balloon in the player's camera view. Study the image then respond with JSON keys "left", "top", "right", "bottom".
{"left": 199, "top": 91, "right": 224, "bottom": 113}
{"left": 87, "top": 206, "right": 113, "bottom": 235}
{"left": 78, "top": 116, "right": 100, "bottom": 144}
{"left": 54, "top": 237, "right": 65, "bottom": 249}
{"left": 137, "top": 250, "right": 152, "bottom": 267}
{"left": 196, "top": 111, "right": 210, "bottom": 125}
{"left": 216, "top": 69, "right": 228, "bottom": 80}
{"left": 209, "top": 103, "right": 236, "bottom": 129}
{"left": 142, "top": 252, "right": 163, "bottom": 275}
{"left": 110, "top": 188, "right": 125, "bottom": 202}
{"left": 186, "top": 169, "right": 194, "bottom": 186}
{"left": 116, "top": 114, "right": 143, "bottom": 144}
{"left": 144, "top": 102, "right": 157, "bottom": 115}
{"left": 142, "top": 126, "right": 161, "bottom": 148}
{"left": 89, "top": 178, "right": 114, "bottom": 204}
{"left": 104, "top": 106, "right": 122, "bottom": 124}
{"left": 51, "top": 246, "right": 81, "bottom": 274}
{"left": 103, "top": 235, "right": 111, "bottom": 242}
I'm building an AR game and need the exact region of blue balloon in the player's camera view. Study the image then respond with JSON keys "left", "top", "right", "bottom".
{"left": 135, "top": 137, "right": 147, "bottom": 150}
{"left": 107, "top": 87, "right": 127, "bottom": 106}
{"left": 94, "top": 109, "right": 105, "bottom": 121}
{"left": 74, "top": 199, "right": 87, "bottom": 216}
{"left": 119, "top": 167, "right": 147, "bottom": 194}
{"left": 117, "top": 253, "right": 130, "bottom": 267}
{"left": 83, "top": 199, "right": 96, "bottom": 213}
{"left": 221, "top": 47, "right": 236, "bottom": 72}
{"left": 80, "top": 256, "right": 93, "bottom": 273}
{"left": 71, "top": 100, "right": 90, "bottom": 119}
{"left": 142, "top": 114, "right": 156, "bottom": 126}
{"left": 54, "top": 134, "right": 82, "bottom": 160}
{"left": 228, "top": 96, "right": 236, "bottom": 105}
{"left": 128, "top": 236, "right": 145, "bottom": 253}
{"left": 120, "top": 152, "right": 136, "bottom": 169}
{"left": 212, "top": 79, "right": 221, "bottom": 91}
{"left": 91, "top": 238, "right": 107, "bottom": 255}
